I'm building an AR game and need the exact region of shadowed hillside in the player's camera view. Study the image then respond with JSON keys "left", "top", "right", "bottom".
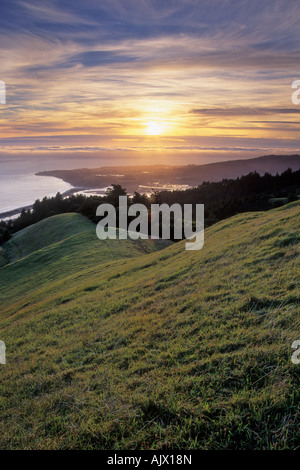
{"left": 0, "top": 213, "right": 171, "bottom": 306}
{"left": 0, "top": 213, "right": 95, "bottom": 265}
{"left": 0, "top": 204, "right": 299, "bottom": 449}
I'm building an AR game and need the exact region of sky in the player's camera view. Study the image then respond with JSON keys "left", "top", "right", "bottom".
{"left": 1, "top": 0, "right": 300, "bottom": 166}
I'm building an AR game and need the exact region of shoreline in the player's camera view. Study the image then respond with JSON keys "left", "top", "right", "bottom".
{"left": 0, "top": 186, "right": 84, "bottom": 220}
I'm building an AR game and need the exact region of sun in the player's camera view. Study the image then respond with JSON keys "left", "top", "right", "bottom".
{"left": 146, "top": 121, "right": 163, "bottom": 135}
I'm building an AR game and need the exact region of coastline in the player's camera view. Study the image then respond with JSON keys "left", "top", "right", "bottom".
{"left": 0, "top": 186, "right": 84, "bottom": 220}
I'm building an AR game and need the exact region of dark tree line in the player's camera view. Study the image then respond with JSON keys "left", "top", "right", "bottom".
{"left": 0, "top": 169, "right": 299, "bottom": 243}
{"left": 155, "top": 168, "right": 300, "bottom": 224}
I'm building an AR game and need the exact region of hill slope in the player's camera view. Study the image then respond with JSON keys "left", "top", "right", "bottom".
{"left": 0, "top": 204, "right": 299, "bottom": 449}
{"left": 0, "top": 213, "right": 171, "bottom": 310}
{"left": 0, "top": 213, "right": 95, "bottom": 265}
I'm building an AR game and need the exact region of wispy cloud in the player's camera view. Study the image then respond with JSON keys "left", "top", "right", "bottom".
{"left": 17, "top": 0, "right": 98, "bottom": 26}
{"left": 1, "top": 0, "right": 300, "bottom": 159}
{"left": 190, "top": 107, "right": 300, "bottom": 116}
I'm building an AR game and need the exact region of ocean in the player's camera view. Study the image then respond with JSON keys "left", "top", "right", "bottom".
{"left": 0, "top": 153, "right": 133, "bottom": 216}
{"left": 0, "top": 156, "right": 74, "bottom": 215}
{"left": 0, "top": 173, "right": 72, "bottom": 214}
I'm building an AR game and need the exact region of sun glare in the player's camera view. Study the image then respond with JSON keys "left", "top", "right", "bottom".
{"left": 146, "top": 121, "right": 163, "bottom": 135}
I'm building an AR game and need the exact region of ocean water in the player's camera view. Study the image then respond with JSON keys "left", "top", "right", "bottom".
{"left": 0, "top": 150, "right": 243, "bottom": 216}
{"left": 0, "top": 173, "right": 72, "bottom": 214}
{"left": 0, "top": 152, "right": 148, "bottom": 215}
{"left": 0, "top": 153, "right": 120, "bottom": 215}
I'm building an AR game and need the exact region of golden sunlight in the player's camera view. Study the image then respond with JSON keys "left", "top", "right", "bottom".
{"left": 146, "top": 121, "right": 164, "bottom": 135}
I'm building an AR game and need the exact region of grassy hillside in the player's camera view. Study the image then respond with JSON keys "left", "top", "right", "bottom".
{"left": 0, "top": 213, "right": 94, "bottom": 267}
{"left": 1, "top": 213, "right": 96, "bottom": 263}
{"left": 0, "top": 204, "right": 299, "bottom": 449}
{"left": 0, "top": 213, "right": 171, "bottom": 311}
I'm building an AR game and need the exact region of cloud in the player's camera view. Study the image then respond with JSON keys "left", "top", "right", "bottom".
{"left": 1, "top": 0, "right": 300, "bottom": 154}
{"left": 190, "top": 107, "right": 300, "bottom": 116}
{"left": 17, "top": 0, "right": 97, "bottom": 26}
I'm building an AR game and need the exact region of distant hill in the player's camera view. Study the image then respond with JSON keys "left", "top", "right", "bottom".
{"left": 0, "top": 203, "right": 299, "bottom": 449}
{"left": 0, "top": 212, "right": 170, "bottom": 273}
{"left": 37, "top": 154, "right": 300, "bottom": 193}
{"left": 0, "top": 213, "right": 95, "bottom": 265}
{"left": 189, "top": 154, "right": 300, "bottom": 182}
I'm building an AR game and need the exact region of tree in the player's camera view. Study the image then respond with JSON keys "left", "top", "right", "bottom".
{"left": 288, "top": 193, "right": 298, "bottom": 202}
{"left": 132, "top": 191, "right": 149, "bottom": 207}
{"left": 105, "top": 184, "right": 127, "bottom": 206}
{"left": 0, "top": 226, "right": 11, "bottom": 244}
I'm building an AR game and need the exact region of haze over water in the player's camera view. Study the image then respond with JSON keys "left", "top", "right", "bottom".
{"left": 0, "top": 157, "right": 73, "bottom": 214}
{"left": 0, "top": 152, "right": 139, "bottom": 214}
{"left": 0, "top": 150, "right": 234, "bottom": 215}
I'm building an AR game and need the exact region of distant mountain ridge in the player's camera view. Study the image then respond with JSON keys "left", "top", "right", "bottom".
{"left": 188, "top": 154, "right": 300, "bottom": 181}
{"left": 37, "top": 154, "right": 300, "bottom": 193}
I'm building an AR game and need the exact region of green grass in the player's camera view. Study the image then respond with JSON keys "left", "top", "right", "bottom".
{"left": 0, "top": 213, "right": 171, "bottom": 311}
{"left": 0, "top": 204, "right": 299, "bottom": 450}
{"left": 1, "top": 213, "right": 96, "bottom": 264}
